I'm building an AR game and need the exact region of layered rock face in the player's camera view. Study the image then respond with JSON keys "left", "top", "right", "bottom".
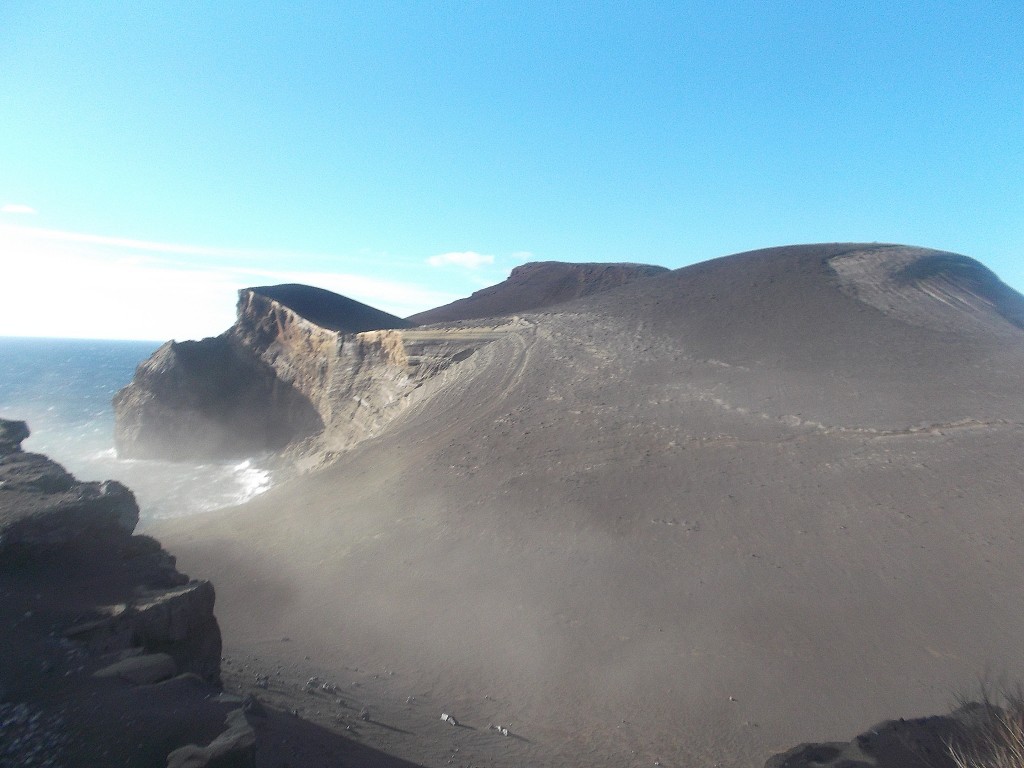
{"left": 0, "top": 419, "right": 232, "bottom": 766}
{"left": 115, "top": 267, "right": 672, "bottom": 463}
{"left": 114, "top": 283, "right": 514, "bottom": 462}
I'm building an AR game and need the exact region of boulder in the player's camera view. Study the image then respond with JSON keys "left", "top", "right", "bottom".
{"left": 93, "top": 653, "right": 177, "bottom": 685}
{"left": 0, "top": 418, "right": 29, "bottom": 455}
{"left": 165, "top": 708, "right": 257, "bottom": 768}
{"left": 0, "top": 452, "right": 138, "bottom": 557}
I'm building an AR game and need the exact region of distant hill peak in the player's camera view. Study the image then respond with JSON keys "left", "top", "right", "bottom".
{"left": 408, "top": 260, "right": 668, "bottom": 324}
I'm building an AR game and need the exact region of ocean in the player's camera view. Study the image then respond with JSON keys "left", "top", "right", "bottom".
{"left": 0, "top": 337, "right": 273, "bottom": 525}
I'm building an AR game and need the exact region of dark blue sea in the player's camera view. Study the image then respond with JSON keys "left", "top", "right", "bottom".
{"left": 0, "top": 337, "right": 272, "bottom": 525}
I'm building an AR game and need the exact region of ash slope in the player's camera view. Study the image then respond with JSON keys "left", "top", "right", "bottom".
{"left": 251, "top": 283, "right": 415, "bottom": 333}
{"left": 407, "top": 260, "right": 668, "bottom": 324}
{"left": 156, "top": 244, "right": 1024, "bottom": 768}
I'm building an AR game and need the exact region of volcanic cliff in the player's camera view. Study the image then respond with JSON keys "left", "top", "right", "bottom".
{"left": 114, "top": 263, "right": 667, "bottom": 464}
{"left": 113, "top": 285, "right": 416, "bottom": 461}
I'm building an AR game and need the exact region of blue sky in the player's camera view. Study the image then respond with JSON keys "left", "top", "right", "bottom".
{"left": 1, "top": 1, "right": 1021, "bottom": 339}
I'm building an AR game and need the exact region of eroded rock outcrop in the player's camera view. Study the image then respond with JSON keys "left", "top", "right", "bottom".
{"left": 114, "top": 283, "right": 511, "bottom": 462}
{"left": 0, "top": 453, "right": 138, "bottom": 555}
{"left": 0, "top": 418, "right": 228, "bottom": 766}
{"left": 114, "top": 265, "right": 674, "bottom": 463}
{"left": 0, "top": 418, "right": 29, "bottom": 454}
{"left": 113, "top": 334, "right": 323, "bottom": 461}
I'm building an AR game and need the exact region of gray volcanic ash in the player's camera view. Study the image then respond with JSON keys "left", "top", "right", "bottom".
{"left": 407, "top": 260, "right": 669, "bottom": 324}
{"left": 151, "top": 244, "right": 1024, "bottom": 767}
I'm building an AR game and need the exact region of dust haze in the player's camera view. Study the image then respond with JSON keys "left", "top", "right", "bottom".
{"left": 153, "top": 245, "right": 1024, "bottom": 767}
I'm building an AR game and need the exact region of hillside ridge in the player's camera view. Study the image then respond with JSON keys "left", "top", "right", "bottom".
{"left": 408, "top": 260, "right": 668, "bottom": 324}
{"left": 147, "top": 242, "right": 1024, "bottom": 767}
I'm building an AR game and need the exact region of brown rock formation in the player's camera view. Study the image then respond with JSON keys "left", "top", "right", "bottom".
{"left": 114, "top": 283, "right": 514, "bottom": 462}
{"left": 112, "top": 334, "right": 323, "bottom": 460}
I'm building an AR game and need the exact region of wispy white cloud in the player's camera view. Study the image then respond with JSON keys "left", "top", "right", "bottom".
{"left": 0, "top": 224, "right": 463, "bottom": 339}
{"left": 4, "top": 223, "right": 244, "bottom": 256}
{"left": 0, "top": 224, "right": 471, "bottom": 342}
{"left": 1, "top": 203, "right": 37, "bottom": 215}
{"left": 0, "top": 225, "right": 240, "bottom": 340}
{"left": 426, "top": 251, "right": 495, "bottom": 269}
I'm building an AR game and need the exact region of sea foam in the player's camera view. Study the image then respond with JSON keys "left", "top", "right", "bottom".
{"left": 0, "top": 337, "right": 276, "bottom": 525}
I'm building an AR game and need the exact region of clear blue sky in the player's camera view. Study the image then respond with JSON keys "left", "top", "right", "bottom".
{"left": 1, "top": 1, "right": 1021, "bottom": 339}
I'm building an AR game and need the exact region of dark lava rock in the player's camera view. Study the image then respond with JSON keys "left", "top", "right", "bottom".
{"left": 0, "top": 421, "right": 226, "bottom": 766}
{"left": 0, "top": 419, "right": 29, "bottom": 455}
{"left": 0, "top": 453, "right": 137, "bottom": 555}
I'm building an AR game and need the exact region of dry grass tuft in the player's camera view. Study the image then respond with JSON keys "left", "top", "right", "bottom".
{"left": 949, "top": 686, "right": 1024, "bottom": 768}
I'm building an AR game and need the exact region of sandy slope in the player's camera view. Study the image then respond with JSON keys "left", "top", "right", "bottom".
{"left": 407, "top": 261, "right": 668, "bottom": 324}
{"left": 154, "top": 244, "right": 1024, "bottom": 767}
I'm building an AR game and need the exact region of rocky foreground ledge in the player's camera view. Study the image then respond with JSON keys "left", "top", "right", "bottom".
{"left": 0, "top": 418, "right": 252, "bottom": 767}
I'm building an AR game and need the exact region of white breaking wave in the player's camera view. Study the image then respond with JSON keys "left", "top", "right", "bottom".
{"left": 118, "top": 454, "right": 276, "bottom": 522}
{"left": 1, "top": 337, "right": 276, "bottom": 525}
{"left": 26, "top": 431, "right": 275, "bottom": 524}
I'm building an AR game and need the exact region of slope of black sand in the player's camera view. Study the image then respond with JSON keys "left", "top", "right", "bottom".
{"left": 157, "top": 244, "right": 1024, "bottom": 768}
{"left": 251, "top": 284, "right": 416, "bottom": 333}
{"left": 407, "top": 261, "right": 668, "bottom": 324}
